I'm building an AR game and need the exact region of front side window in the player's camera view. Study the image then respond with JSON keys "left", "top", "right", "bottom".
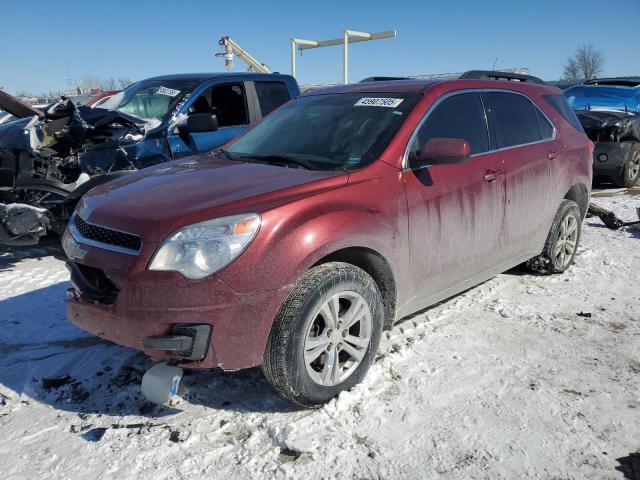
{"left": 227, "top": 93, "right": 419, "bottom": 170}
{"left": 409, "top": 93, "right": 489, "bottom": 159}
{"left": 188, "top": 83, "right": 249, "bottom": 128}
{"left": 482, "top": 92, "right": 541, "bottom": 148}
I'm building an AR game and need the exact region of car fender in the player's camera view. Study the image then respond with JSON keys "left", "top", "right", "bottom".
{"left": 217, "top": 196, "right": 403, "bottom": 295}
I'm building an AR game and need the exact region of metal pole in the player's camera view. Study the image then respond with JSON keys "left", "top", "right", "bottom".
{"left": 343, "top": 31, "right": 349, "bottom": 84}
{"left": 292, "top": 30, "right": 395, "bottom": 83}
{"left": 291, "top": 39, "right": 296, "bottom": 77}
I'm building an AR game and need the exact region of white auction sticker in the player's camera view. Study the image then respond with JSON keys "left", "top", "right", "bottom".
{"left": 355, "top": 97, "right": 404, "bottom": 107}
{"left": 156, "top": 86, "right": 181, "bottom": 97}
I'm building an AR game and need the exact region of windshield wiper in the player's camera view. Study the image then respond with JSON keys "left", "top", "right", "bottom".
{"left": 238, "top": 154, "right": 315, "bottom": 170}
{"left": 218, "top": 148, "right": 244, "bottom": 162}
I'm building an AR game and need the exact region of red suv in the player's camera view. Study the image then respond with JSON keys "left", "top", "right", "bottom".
{"left": 63, "top": 72, "right": 592, "bottom": 407}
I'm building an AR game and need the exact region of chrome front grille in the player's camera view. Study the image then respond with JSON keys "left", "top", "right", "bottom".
{"left": 71, "top": 214, "right": 141, "bottom": 254}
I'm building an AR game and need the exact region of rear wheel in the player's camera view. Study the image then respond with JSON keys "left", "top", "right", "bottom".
{"left": 262, "top": 262, "right": 383, "bottom": 408}
{"left": 527, "top": 199, "right": 582, "bottom": 274}
{"left": 613, "top": 143, "right": 640, "bottom": 188}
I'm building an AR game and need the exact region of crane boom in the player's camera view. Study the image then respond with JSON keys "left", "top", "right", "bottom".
{"left": 217, "top": 37, "right": 271, "bottom": 73}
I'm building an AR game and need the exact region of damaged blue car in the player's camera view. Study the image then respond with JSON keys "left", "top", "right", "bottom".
{"left": 0, "top": 73, "right": 299, "bottom": 245}
{"left": 564, "top": 77, "right": 640, "bottom": 187}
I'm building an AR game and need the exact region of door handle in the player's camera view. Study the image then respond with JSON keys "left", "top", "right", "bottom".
{"left": 483, "top": 170, "right": 503, "bottom": 182}
{"left": 547, "top": 151, "right": 559, "bottom": 160}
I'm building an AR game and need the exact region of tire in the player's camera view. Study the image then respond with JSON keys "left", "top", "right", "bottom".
{"left": 527, "top": 199, "right": 582, "bottom": 274}
{"left": 613, "top": 143, "right": 640, "bottom": 188}
{"left": 262, "top": 262, "right": 384, "bottom": 408}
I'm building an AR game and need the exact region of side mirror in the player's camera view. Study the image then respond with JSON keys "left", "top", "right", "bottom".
{"left": 179, "top": 113, "right": 218, "bottom": 134}
{"left": 411, "top": 137, "right": 471, "bottom": 166}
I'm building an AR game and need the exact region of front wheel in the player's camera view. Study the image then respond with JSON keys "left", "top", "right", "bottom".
{"left": 262, "top": 262, "right": 383, "bottom": 408}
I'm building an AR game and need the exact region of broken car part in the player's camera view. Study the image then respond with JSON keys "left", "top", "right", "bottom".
{"left": 140, "top": 363, "right": 183, "bottom": 406}
{"left": 587, "top": 202, "right": 640, "bottom": 230}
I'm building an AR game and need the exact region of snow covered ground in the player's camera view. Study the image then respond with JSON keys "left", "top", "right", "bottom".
{"left": 0, "top": 192, "right": 638, "bottom": 480}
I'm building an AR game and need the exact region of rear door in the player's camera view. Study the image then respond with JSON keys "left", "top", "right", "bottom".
{"left": 481, "top": 91, "right": 558, "bottom": 260}
{"left": 402, "top": 92, "right": 506, "bottom": 309}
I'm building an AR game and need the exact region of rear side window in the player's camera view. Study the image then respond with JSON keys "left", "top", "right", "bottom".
{"left": 543, "top": 94, "right": 584, "bottom": 132}
{"left": 411, "top": 93, "right": 489, "bottom": 156}
{"left": 255, "top": 81, "right": 291, "bottom": 116}
{"left": 482, "top": 92, "right": 541, "bottom": 148}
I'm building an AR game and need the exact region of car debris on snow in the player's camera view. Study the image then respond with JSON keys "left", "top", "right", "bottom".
{"left": 587, "top": 202, "right": 640, "bottom": 229}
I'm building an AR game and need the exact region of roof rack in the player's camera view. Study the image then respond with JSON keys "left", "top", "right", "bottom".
{"left": 459, "top": 70, "right": 546, "bottom": 84}
{"left": 359, "top": 76, "right": 411, "bottom": 83}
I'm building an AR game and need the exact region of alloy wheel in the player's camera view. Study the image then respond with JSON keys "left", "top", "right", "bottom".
{"left": 303, "top": 291, "right": 372, "bottom": 386}
{"left": 554, "top": 214, "right": 578, "bottom": 268}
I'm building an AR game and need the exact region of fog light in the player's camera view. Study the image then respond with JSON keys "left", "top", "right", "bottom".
{"left": 597, "top": 153, "right": 608, "bottom": 162}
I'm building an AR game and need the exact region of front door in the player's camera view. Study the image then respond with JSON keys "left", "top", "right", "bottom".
{"left": 168, "top": 82, "right": 252, "bottom": 158}
{"left": 402, "top": 92, "right": 506, "bottom": 310}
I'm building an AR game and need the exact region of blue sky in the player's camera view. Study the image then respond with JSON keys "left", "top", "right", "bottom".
{"left": 2, "top": 0, "right": 639, "bottom": 94}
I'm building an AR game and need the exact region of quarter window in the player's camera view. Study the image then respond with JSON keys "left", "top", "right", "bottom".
{"left": 255, "top": 81, "right": 291, "bottom": 116}
{"left": 544, "top": 94, "right": 584, "bottom": 132}
{"left": 482, "top": 92, "right": 541, "bottom": 148}
{"left": 410, "top": 93, "right": 489, "bottom": 159}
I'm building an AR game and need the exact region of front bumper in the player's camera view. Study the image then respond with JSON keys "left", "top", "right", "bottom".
{"left": 592, "top": 142, "right": 631, "bottom": 178}
{"left": 63, "top": 229, "right": 289, "bottom": 371}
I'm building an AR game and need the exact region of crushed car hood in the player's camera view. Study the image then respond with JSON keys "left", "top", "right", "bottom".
{"left": 78, "top": 154, "right": 349, "bottom": 242}
{"left": 0, "top": 90, "right": 43, "bottom": 118}
{"left": 575, "top": 110, "right": 640, "bottom": 143}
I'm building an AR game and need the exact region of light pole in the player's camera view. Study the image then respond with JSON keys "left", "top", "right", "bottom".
{"left": 291, "top": 29, "right": 396, "bottom": 84}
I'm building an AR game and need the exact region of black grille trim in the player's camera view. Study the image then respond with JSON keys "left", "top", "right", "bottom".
{"left": 73, "top": 215, "right": 142, "bottom": 253}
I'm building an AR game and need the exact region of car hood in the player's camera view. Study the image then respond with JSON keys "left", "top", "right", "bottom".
{"left": 0, "top": 90, "right": 43, "bottom": 118}
{"left": 78, "top": 153, "right": 348, "bottom": 242}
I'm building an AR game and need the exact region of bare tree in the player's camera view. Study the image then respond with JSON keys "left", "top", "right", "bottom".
{"left": 562, "top": 58, "right": 581, "bottom": 82}
{"left": 563, "top": 44, "right": 605, "bottom": 82}
{"left": 101, "top": 77, "right": 117, "bottom": 90}
{"left": 117, "top": 77, "right": 133, "bottom": 89}
{"left": 79, "top": 75, "right": 102, "bottom": 92}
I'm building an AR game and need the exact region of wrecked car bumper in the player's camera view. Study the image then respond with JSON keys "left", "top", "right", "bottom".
{"left": 64, "top": 226, "right": 287, "bottom": 370}
{"left": 592, "top": 142, "right": 632, "bottom": 178}
{"left": 66, "top": 274, "right": 285, "bottom": 371}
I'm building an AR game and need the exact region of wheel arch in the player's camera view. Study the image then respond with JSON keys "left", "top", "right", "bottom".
{"left": 312, "top": 246, "right": 397, "bottom": 330}
{"left": 563, "top": 183, "right": 589, "bottom": 219}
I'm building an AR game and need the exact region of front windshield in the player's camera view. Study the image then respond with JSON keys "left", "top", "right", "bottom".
{"left": 564, "top": 86, "right": 640, "bottom": 114}
{"left": 227, "top": 92, "right": 419, "bottom": 170}
{"left": 99, "top": 79, "right": 197, "bottom": 120}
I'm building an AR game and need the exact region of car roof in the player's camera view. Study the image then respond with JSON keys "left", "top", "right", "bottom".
{"left": 141, "top": 72, "right": 292, "bottom": 82}
{"left": 304, "top": 79, "right": 445, "bottom": 95}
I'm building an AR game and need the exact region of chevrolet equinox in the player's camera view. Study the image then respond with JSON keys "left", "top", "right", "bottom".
{"left": 63, "top": 73, "right": 592, "bottom": 407}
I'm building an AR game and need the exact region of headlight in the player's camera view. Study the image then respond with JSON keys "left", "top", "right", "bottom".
{"left": 148, "top": 213, "right": 260, "bottom": 279}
